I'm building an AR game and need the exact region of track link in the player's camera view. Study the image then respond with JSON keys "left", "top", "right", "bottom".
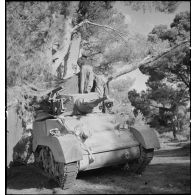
{"left": 34, "top": 146, "right": 78, "bottom": 189}
{"left": 128, "top": 145, "right": 154, "bottom": 174}
{"left": 57, "top": 161, "right": 79, "bottom": 189}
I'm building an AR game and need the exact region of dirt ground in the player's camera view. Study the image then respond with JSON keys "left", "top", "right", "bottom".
{"left": 7, "top": 141, "right": 191, "bottom": 194}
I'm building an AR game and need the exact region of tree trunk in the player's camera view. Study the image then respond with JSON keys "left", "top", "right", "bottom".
{"left": 63, "top": 32, "right": 81, "bottom": 79}
{"left": 51, "top": 17, "right": 73, "bottom": 77}
{"left": 172, "top": 118, "right": 178, "bottom": 140}
{"left": 172, "top": 126, "right": 178, "bottom": 140}
{"left": 50, "top": 1, "right": 80, "bottom": 78}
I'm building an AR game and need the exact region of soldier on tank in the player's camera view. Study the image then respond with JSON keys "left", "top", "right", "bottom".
{"left": 93, "top": 74, "right": 109, "bottom": 97}
{"left": 77, "top": 55, "right": 94, "bottom": 93}
{"left": 77, "top": 54, "right": 108, "bottom": 97}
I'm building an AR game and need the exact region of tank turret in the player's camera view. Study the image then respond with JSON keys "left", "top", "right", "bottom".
{"left": 74, "top": 94, "right": 107, "bottom": 114}
{"left": 47, "top": 87, "right": 109, "bottom": 116}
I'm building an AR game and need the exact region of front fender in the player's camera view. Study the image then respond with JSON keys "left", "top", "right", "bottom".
{"left": 34, "top": 134, "right": 83, "bottom": 163}
{"left": 130, "top": 126, "right": 160, "bottom": 149}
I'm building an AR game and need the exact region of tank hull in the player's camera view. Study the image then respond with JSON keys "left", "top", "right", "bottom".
{"left": 33, "top": 109, "right": 159, "bottom": 189}
{"left": 62, "top": 113, "right": 141, "bottom": 170}
{"left": 79, "top": 146, "right": 140, "bottom": 171}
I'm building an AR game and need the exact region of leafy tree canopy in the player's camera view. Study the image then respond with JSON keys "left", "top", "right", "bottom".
{"left": 129, "top": 11, "right": 190, "bottom": 138}
{"left": 7, "top": 1, "right": 71, "bottom": 86}
{"left": 141, "top": 11, "right": 190, "bottom": 93}
{"left": 7, "top": 1, "right": 183, "bottom": 87}
{"left": 125, "top": 1, "right": 180, "bottom": 13}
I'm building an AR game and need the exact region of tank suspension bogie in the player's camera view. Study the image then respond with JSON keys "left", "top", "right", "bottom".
{"left": 34, "top": 146, "right": 78, "bottom": 189}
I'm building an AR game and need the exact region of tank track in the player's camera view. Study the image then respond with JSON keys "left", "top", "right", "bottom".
{"left": 128, "top": 146, "right": 154, "bottom": 174}
{"left": 34, "top": 146, "right": 78, "bottom": 189}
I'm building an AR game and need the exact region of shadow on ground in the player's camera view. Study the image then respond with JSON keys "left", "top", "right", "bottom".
{"left": 7, "top": 164, "right": 59, "bottom": 190}
{"left": 6, "top": 142, "right": 191, "bottom": 194}
{"left": 154, "top": 142, "right": 191, "bottom": 157}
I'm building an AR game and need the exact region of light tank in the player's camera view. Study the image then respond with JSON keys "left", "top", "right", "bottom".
{"left": 32, "top": 87, "right": 160, "bottom": 189}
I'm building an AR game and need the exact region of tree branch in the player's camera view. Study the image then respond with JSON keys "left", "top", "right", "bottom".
{"left": 176, "top": 71, "right": 190, "bottom": 90}
{"left": 107, "top": 39, "right": 190, "bottom": 83}
{"left": 87, "top": 51, "right": 102, "bottom": 57}
{"left": 72, "top": 19, "right": 88, "bottom": 32}
{"left": 72, "top": 19, "right": 128, "bottom": 43}
{"left": 86, "top": 21, "right": 128, "bottom": 43}
{"left": 52, "top": 19, "right": 128, "bottom": 69}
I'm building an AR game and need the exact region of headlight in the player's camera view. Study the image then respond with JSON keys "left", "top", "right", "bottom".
{"left": 105, "top": 102, "right": 113, "bottom": 108}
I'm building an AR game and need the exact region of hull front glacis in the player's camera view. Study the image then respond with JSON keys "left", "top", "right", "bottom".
{"left": 60, "top": 113, "right": 141, "bottom": 171}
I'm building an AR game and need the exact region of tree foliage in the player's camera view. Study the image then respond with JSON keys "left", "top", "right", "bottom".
{"left": 125, "top": 1, "right": 180, "bottom": 13}
{"left": 129, "top": 11, "right": 190, "bottom": 139}
{"left": 128, "top": 83, "right": 189, "bottom": 138}
{"left": 6, "top": 1, "right": 129, "bottom": 86}
{"left": 6, "top": 1, "right": 71, "bottom": 86}
{"left": 75, "top": 1, "right": 134, "bottom": 75}
{"left": 7, "top": 1, "right": 183, "bottom": 87}
{"left": 110, "top": 76, "right": 135, "bottom": 103}
{"left": 142, "top": 11, "right": 190, "bottom": 93}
